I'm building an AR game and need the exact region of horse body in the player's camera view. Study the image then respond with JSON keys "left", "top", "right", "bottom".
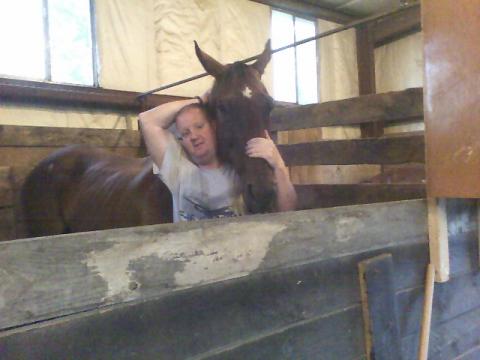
{"left": 22, "top": 145, "right": 172, "bottom": 236}
{"left": 21, "top": 41, "right": 274, "bottom": 237}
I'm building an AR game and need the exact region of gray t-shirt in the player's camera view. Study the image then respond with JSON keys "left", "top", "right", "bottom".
{"left": 153, "top": 133, "right": 245, "bottom": 222}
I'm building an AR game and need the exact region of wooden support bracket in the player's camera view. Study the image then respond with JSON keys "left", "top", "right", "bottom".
{"left": 427, "top": 197, "right": 449, "bottom": 282}
{"left": 358, "top": 253, "right": 402, "bottom": 360}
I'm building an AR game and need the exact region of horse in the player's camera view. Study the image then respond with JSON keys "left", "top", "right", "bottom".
{"left": 21, "top": 41, "right": 276, "bottom": 237}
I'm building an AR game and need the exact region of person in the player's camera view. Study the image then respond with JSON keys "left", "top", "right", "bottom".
{"left": 139, "top": 94, "right": 297, "bottom": 222}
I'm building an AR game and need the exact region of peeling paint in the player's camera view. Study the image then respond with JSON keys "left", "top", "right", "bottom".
{"left": 335, "top": 216, "right": 365, "bottom": 243}
{"left": 84, "top": 221, "right": 285, "bottom": 300}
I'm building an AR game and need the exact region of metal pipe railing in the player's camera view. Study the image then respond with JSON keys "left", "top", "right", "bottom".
{"left": 137, "top": 2, "right": 419, "bottom": 99}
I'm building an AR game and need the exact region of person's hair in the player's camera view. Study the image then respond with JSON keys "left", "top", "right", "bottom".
{"left": 173, "top": 102, "right": 214, "bottom": 140}
{"left": 173, "top": 102, "right": 212, "bottom": 125}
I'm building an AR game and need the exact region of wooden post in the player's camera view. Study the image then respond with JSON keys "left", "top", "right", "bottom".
{"left": 418, "top": 263, "right": 435, "bottom": 360}
{"left": 356, "top": 23, "right": 384, "bottom": 138}
{"left": 358, "top": 254, "right": 401, "bottom": 360}
{"left": 427, "top": 197, "right": 449, "bottom": 282}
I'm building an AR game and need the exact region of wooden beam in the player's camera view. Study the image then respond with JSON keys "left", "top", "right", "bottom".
{"left": 271, "top": 88, "right": 423, "bottom": 132}
{"left": 356, "top": 23, "right": 384, "bottom": 138}
{"left": 0, "top": 199, "right": 427, "bottom": 330}
{"left": 278, "top": 133, "right": 425, "bottom": 166}
{"left": 372, "top": 4, "right": 421, "bottom": 47}
{"left": 0, "top": 125, "right": 142, "bottom": 148}
{"left": 250, "top": 0, "right": 355, "bottom": 24}
{"left": 427, "top": 197, "right": 449, "bottom": 282}
{"left": 0, "top": 77, "right": 188, "bottom": 112}
{"left": 358, "top": 254, "right": 402, "bottom": 360}
{"left": 296, "top": 183, "right": 425, "bottom": 209}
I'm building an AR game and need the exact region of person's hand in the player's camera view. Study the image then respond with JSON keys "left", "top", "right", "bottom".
{"left": 246, "top": 131, "right": 285, "bottom": 170}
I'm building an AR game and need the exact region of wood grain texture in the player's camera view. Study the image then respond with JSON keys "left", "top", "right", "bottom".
{"left": 278, "top": 134, "right": 425, "bottom": 166}
{"left": 1, "top": 199, "right": 479, "bottom": 359}
{"left": 423, "top": 0, "right": 480, "bottom": 197}
{"left": 296, "top": 184, "right": 425, "bottom": 209}
{"left": 0, "top": 125, "right": 142, "bottom": 147}
{"left": 428, "top": 197, "right": 450, "bottom": 282}
{"left": 0, "top": 77, "right": 188, "bottom": 112}
{"left": 0, "top": 199, "right": 427, "bottom": 330}
{"left": 271, "top": 88, "right": 423, "bottom": 132}
{"left": 358, "top": 254, "right": 401, "bottom": 360}
{"left": 1, "top": 226, "right": 479, "bottom": 360}
{"left": 372, "top": 4, "right": 421, "bottom": 47}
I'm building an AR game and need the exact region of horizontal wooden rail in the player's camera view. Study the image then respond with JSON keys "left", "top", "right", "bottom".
{"left": 0, "top": 125, "right": 142, "bottom": 148}
{"left": 0, "top": 77, "right": 188, "bottom": 112}
{"left": 278, "top": 133, "right": 425, "bottom": 166}
{"left": 271, "top": 88, "right": 423, "bottom": 132}
{"left": 296, "top": 183, "right": 425, "bottom": 209}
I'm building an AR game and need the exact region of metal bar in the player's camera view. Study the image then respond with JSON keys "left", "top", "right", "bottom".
{"left": 137, "top": 2, "right": 420, "bottom": 99}
{"left": 89, "top": 0, "right": 100, "bottom": 87}
{"left": 42, "top": 0, "right": 52, "bottom": 81}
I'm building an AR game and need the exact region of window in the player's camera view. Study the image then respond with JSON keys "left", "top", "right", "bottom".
{"left": 0, "top": 0, "right": 97, "bottom": 86}
{"left": 271, "top": 10, "right": 318, "bottom": 105}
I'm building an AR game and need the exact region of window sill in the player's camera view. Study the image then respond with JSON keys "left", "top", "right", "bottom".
{"left": 0, "top": 77, "right": 189, "bottom": 112}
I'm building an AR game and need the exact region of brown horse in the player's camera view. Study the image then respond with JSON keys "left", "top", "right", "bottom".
{"left": 21, "top": 41, "right": 275, "bottom": 237}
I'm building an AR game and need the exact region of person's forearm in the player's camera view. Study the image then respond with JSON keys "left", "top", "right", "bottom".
{"left": 274, "top": 165, "right": 297, "bottom": 212}
{"left": 139, "top": 98, "right": 198, "bottom": 129}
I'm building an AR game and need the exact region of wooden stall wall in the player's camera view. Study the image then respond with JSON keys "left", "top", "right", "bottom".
{"left": 1, "top": 199, "right": 479, "bottom": 359}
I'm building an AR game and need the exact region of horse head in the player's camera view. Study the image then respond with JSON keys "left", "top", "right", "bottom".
{"left": 194, "top": 41, "right": 276, "bottom": 213}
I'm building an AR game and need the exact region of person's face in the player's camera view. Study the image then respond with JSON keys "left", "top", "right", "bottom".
{"left": 176, "top": 107, "right": 217, "bottom": 166}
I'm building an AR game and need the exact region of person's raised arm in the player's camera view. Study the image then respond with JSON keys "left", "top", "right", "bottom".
{"left": 245, "top": 132, "right": 298, "bottom": 212}
{"left": 139, "top": 98, "right": 200, "bottom": 168}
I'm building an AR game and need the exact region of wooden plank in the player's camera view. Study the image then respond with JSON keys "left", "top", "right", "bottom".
{"left": 296, "top": 184, "right": 425, "bottom": 210}
{"left": 250, "top": 0, "right": 355, "bottom": 24}
{"left": 403, "top": 307, "right": 480, "bottom": 360}
{"left": 1, "top": 231, "right": 478, "bottom": 360}
{"left": 278, "top": 134, "right": 425, "bottom": 166}
{"left": 372, "top": 4, "right": 421, "bottom": 47}
{"left": 427, "top": 197, "right": 450, "bottom": 282}
{"left": 0, "top": 199, "right": 427, "bottom": 330}
{"left": 1, "top": 215, "right": 479, "bottom": 359}
{"left": 0, "top": 125, "right": 142, "bottom": 147}
{"left": 358, "top": 254, "right": 401, "bottom": 360}
{"left": 0, "top": 77, "right": 188, "bottom": 112}
{"left": 270, "top": 88, "right": 423, "bottom": 132}
{"left": 0, "top": 147, "right": 142, "bottom": 179}
{"left": 355, "top": 23, "right": 384, "bottom": 138}
{"left": 423, "top": 0, "right": 480, "bottom": 198}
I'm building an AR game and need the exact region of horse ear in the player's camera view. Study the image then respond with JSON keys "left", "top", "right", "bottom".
{"left": 251, "top": 39, "right": 272, "bottom": 76}
{"left": 194, "top": 41, "right": 225, "bottom": 78}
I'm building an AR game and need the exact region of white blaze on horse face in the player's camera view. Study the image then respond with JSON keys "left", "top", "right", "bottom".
{"left": 242, "top": 86, "right": 253, "bottom": 99}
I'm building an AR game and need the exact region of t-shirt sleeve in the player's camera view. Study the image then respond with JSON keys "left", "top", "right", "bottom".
{"left": 152, "top": 132, "right": 188, "bottom": 191}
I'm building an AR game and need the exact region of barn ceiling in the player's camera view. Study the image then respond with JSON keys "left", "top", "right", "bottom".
{"left": 252, "top": 0, "right": 414, "bottom": 23}
{"left": 302, "top": 0, "right": 401, "bottom": 17}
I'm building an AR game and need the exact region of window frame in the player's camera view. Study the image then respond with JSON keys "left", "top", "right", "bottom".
{"left": 270, "top": 8, "right": 319, "bottom": 104}
{"left": 1, "top": 0, "right": 99, "bottom": 87}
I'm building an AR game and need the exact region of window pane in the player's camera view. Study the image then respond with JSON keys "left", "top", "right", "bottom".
{"left": 48, "top": 0, "right": 94, "bottom": 85}
{"left": 295, "top": 18, "right": 318, "bottom": 105}
{"left": 271, "top": 10, "right": 296, "bottom": 103}
{"left": 0, "top": 0, "right": 46, "bottom": 80}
